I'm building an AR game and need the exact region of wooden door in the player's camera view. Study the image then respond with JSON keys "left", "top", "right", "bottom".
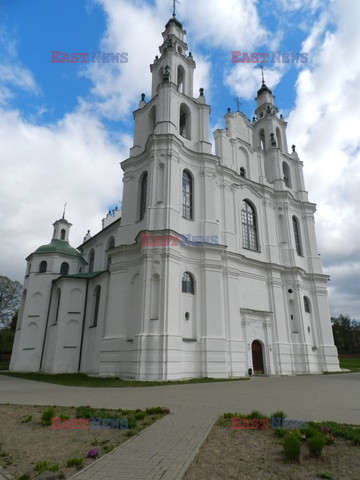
{"left": 252, "top": 340, "right": 264, "bottom": 374}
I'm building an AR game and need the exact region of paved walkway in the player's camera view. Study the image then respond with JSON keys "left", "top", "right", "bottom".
{"left": 0, "top": 373, "right": 359, "bottom": 479}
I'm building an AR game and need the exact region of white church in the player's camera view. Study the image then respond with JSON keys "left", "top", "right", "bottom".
{"left": 10, "top": 15, "right": 340, "bottom": 379}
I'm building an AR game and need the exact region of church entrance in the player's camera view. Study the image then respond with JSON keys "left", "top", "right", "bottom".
{"left": 251, "top": 340, "right": 264, "bottom": 374}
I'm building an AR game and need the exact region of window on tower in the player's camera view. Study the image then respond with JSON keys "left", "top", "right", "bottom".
{"left": 240, "top": 167, "right": 246, "bottom": 178}
{"left": 92, "top": 286, "right": 101, "bottom": 327}
{"left": 179, "top": 103, "right": 191, "bottom": 139}
{"left": 241, "top": 200, "right": 259, "bottom": 251}
{"left": 89, "top": 249, "right": 95, "bottom": 273}
{"left": 139, "top": 172, "right": 148, "bottom": 220}
{"left": 106, "top": 237, "right": 115, "bottom": 269}
{"left": 60, "top": 262, "right": 69, "bottom": 275}
{"left": 182, "top": 170, "right": 193, "bottom": 219}
{"left": 282, "top": 161, "right": 292, "bottom": 187}
{"left": 39, "top": 261, "right": 47, "bottom": 273}
{"left": 304, "top": 296, "right": 311, "bottom": 313}
{"left": 177, "top": 65, "right": 185, "bottom": 93}
{"left": 292, "top": 216, "right": 303, "bottom": 256}
{"left": 60, "top": 229, "right": 66, "bottom": 240}
{"left": 259, "top": 129, "right": 265, "bottom": 150}
{"left": 182, "top": 272, "right": 195, "bottom": 294}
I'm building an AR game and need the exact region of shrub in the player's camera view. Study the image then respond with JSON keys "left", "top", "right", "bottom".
{"left": 283, "top": 434, "right": 301, "bottom": 462}
{"left": 60, "top": 413, "right": 70, "bottom": 420}
{"left": 16, "top": 475, "right": 31, "bottom": 480}
{"left": 21, "top": 415, "right": 32, "bottom": 423}
{"left": 302, "top": 425, "right": 319, "bottom": 439}
{"left": 34, "top": 460, "right": 60, "bottom": 474}
{"left": 270, "top": 410, "right": 286, "bottom": 422}
{"left": 134, "top": 411, "right": 146, "bottom": 420}
{"left": 274, "top": 427, "right": 288, "bottom": 438}
{"left": 307, "top": 434, "right": 326, "bottom": 458}
{"left": 248, "top": 410, "right": 267, "bottom": 420}
{"left": 75, "top": 406, "right": 97, "bottom": 419}
{"left": 127, "top": 416, "right": 137, "bottom": 429}
{"left": 145, "top": 407, "right": 163, "bottom": 415}
{"left": 66, "top": 457, "right": 84, "bottom": 468}
{"left": 317, "top": 471, "right": 332, "bottom": 479}
{"left": 41, "top": 407, "right": 56, "bottom": 426}
{"left": 104, "top": 445, "right": 114, "bottom": 454}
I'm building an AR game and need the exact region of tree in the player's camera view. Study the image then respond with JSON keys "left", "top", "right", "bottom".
{"left": 331, "top": 314, "right": 360, "bottom": 354}
{"left": 0, "top": 276, "right": 22, "bottom": 328}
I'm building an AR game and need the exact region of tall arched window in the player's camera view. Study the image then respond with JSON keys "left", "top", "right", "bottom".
{"left": 177, "top": 65, "right": 185, "bottom": 93}
{"left": 149, "top": 105, "right": 156, "bottom": 134}
{"left": 39, "top": 261, "right": 47, "bottom": 273}
{"left": 240, "top": 167, "right": 246, "bottom": 178}
{"left": 292, "top": 216, "right": 302, "bottom": 256}
{"left": 182, "top": 272, "right": 194, "bottom": 294}
{"left": 282, "top": 161, "right": 292, "bottom": 187}
{"left": 179, "top": 103, "right": 191, "bottom": 139}
{"left": 60, "top": 262, "right": 69, "bottom": 275}
{"left": 139, "top": 172, "right": 148, "bottom": 220}
{"left": 17, "top": 289, "right": 27, "bottom": 330}
{"left": 182, "top": 170, "right": 193, "bottom": 219}
{"left": 107, "top": 237, "right": 115, "bottom": 269}
{"left": 241, "top": 200, "right": 258, "bottom": 251}
{"left": 276, "top": 127, "right": 282, "bottom": 151}
{"left": 60, "top": 229, "right": 66, "bottom": 240}
{"left": 259, "top": 129, "right": 265, "bottom": 150}
{"left": 89, "top": 249, "right": 95, "bottom": 273}
{"left": 304, "top": 296, "right": 311, "bottom": 313}
{"left": 92, "top": 286, "right": 101, "bottom": 327}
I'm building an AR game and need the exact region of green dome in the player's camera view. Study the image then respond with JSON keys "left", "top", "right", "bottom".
{"left": 34, "top": 239, "right": 82, "bottom": 258}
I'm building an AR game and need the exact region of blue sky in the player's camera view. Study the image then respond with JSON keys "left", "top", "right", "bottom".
{"left": 0, "top": 0, "right": 359, "bottom": 319}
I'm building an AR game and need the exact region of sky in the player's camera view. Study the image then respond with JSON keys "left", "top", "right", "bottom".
{"left": 0, "top": 0, "right": 359, "bottom": 319}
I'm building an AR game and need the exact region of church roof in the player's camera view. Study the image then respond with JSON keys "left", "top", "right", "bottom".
{"left": 165, "top": 17, "right": 183, "bottom": 29}
{"left": 34, "top": 239, "right": 82, "bottom": 258}
{"left": 65, "top": 271, "right": 107, "bottom": 279}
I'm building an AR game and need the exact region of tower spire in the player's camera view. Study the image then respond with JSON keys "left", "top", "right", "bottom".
{"left": 172, "top": 0, "right": 180, "bottom": 17}
{"left": 62, "top": 202, "right": 67, "bottom": 219}
{"left": 258, "top": 62, "right": 265, "bottom": 86}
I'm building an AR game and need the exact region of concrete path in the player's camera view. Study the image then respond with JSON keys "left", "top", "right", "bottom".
{"left": 0, "top": 373, "right": 359, "bottom": 479}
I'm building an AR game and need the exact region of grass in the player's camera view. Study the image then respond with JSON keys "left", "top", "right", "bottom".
{"left": 338, "top": 355, "right": 360, "bottom": 372}
{"left": 2, "top": 371, "right": 249, "bottom": 387}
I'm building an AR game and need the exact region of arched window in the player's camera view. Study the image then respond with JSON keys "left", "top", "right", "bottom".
{"left": 182, "top": 170, "right": 193, "bottom": 219}
{"left": 182, "top": 272, "right": 194, "bottom": 294}
{"left": 304, "top": 296, "right": 311, "bottom": 313}
{"left": 177, "top": 65, "right": 185, "bottom": 93}
{"left": 240, "top": 167, "right": 246, "bottom": 178}
{"left": 292, "top": 216, "right": 302, "bottom": 256}
{"left": 17, "top": 289, "right": 27, "bottom": 330}
{"left": 92, "top": 286, "right": 101, "bottom": 327}
{"left": 54, "top": 288, "right": 61, "bottom": 324}
{"left": 259, "top": 129, "right": 265, "bottom": 150}
{"left": 282, "top": 161, "right": 292, "bottom": 188}
{"left": 60, "top": 262, "right": 69, "bottom": 275}
{"left": 241, "top": 200, "right": 258, "bottom": 251}
{"left": 276, "top": 127, "right": 282, "bottom": 151}
{"left": 89, "top": 249, "right": 95, "bottom": 273}
{"left": 139, "top": 172, "right": 148, "bottom": 220}
{"left": 149, "top": 105, "right": 156, "bottom": 134}
{"left": 60, "top": 229, "right": 66, "bottom": 240}
{"left": 39, "top": 261, "right": 47, "bottom": 273}
{"left": 107, "top": 237, "right": 115, "bottom": 269}
{"left": 179, "top": 103, "right": 191, "bottom": 139}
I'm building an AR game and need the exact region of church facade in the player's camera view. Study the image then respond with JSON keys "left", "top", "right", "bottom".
{"left": 10, "top": 16, "right": 340, "bottom": 379}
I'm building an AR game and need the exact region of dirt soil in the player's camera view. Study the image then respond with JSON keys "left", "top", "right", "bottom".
{"left": 183, "top": 421, "right": 360, "bottom": 480}
{"left": 0, "top": 404, "right": 162, "bottom": 479}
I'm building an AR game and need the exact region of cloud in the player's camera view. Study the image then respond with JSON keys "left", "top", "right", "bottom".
{"left": 286, "top": 0, "right": 360, "bottom": 317}
{"left": 0, "top": 107, "right": 128, "bottom": 282}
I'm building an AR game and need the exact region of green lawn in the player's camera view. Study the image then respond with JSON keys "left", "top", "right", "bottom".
{"left": 2, "top": 372, "right": 249, "bottom": 387}
{"left": 339, "top": 355, "right": 360, "bottom": 372}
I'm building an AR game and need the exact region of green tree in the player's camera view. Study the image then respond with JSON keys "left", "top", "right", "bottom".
{"left": 0, "top": 276, "right": 22, "bottom": 328}
{"left": 331, "top": 314, "right": 360, "bottom": 354}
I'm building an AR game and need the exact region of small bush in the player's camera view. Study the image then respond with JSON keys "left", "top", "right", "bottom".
{"left": 307, "top": 434, "right": 326, "bottom": 458}
{"left": 66, "top": 457, "right": 84, "bottom": 468}
{"left": 270, "top": 410, "right": 287, "bottom": 422}
{"left": 283, "top": 434, "right": 301, "bottom": 462}
{"left": 134, "top": 411, "right": 146, "bottom": 420}
{"left": 145, "top": 406, "right": 163, "bottom": 415}
{"left": 41, "top": 407, "right": 56, "bottom": 426}
{"left": 274, "top": 428, "right": 288, "bottom": 438}
{"left": 16, "top": 475, "right": 31, "bottom": 480}
{"left": 317, "top": 471, "right": 332, "bottom": 479}
{"left": 75, "top": 406, "right": 97, "bottom": 419}
{"left": 302, "top": 425, "right": 319, "bottom": 439}
{"left": 248, "top": 410, "right": 267, "bottom": 420}
{"left": 35, "top": 460, "right": 60, "bottom": 474}
{"left": 21, "top": 415, "right": 33, "bottom": 423}
{"left": 103, "top": 445, "right": 114, "bottom": 454}
{"left": 127, "top": 416, "right": 137, "bottom": 429}
{"left": 60, "top": 413, "right": 70, "bottom": 420}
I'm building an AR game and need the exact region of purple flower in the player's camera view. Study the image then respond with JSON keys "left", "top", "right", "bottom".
{"left": 87, "top": 448, "right": 99, "bottom": 458}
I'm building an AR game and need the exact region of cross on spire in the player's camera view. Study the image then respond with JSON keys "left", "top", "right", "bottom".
{"left": 258, "top": 62, "right": 265, "bottom": 86}
{"left": 62, "top": 202, "right": 67, "bottom": 219}
{"left": 172, "top": 0, "right": 180, "bottom": 17}
{"left": 234, "top": 96, "right": 241, "bottom": 111}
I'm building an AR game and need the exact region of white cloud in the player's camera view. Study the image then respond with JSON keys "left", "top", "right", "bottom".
{"left": 287, "top": 0, "right": 360, "bottom": 317}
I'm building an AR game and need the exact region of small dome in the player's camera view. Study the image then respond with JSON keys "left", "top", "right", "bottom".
{"left": 34, "top": 239, "right": 82, "bottom": 258}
